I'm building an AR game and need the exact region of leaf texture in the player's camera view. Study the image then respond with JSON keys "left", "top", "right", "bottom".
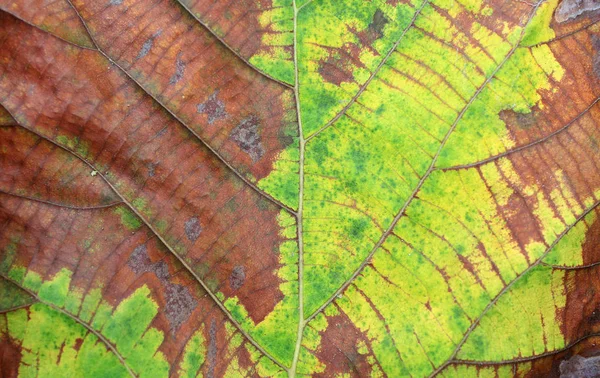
{"left": 0, "top": 0, "right": 600, "bottom": 377}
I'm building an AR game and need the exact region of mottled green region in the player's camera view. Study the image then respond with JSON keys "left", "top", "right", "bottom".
{"left": 459, "top": 266, "right": 566, "bottom": 361}
{"left": 437, "top": 25, "right": 564, "bottom": 168}
{"left": 439, "top": 364, "right": 517, "bottom": 378}
{"left": 247, "top": 0, "right": 294, "bottom": 84}
{"left": 178, "top": 329, "right": 206, "bottom": 378}
{"left": 317, "top": 156, "right": 596, "bottom": 375}
{"left": 544, "top": 211, "right": 598, "bottom": 266}
{"left": 0, "top": 278, "right": 34, "bottom": 311}
{"left": 2, "top": 304, "right": 129, "bottom": 378}
{"left": 103, "top": 287, "right": 169, "bottom": 377}
{"left": 224, "top": 210, "right": 299, "bottom": 365}
{"left": 298, "top": 0, "right": 426, "bottom": 135}
{"left": 5, "top": 267, "right": 169, "bottom": 377}
{"left": 298, "top": 0, "right": 563, "bottom": 319}
{"left": 113, "top": 206, "right": 142, "bottom": 230}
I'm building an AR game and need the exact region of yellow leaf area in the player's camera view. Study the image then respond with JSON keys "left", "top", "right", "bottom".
{"left": 255, "top": 0, "right": 600, "bottom": 376}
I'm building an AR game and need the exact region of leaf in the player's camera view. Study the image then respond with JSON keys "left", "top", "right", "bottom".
{"left": 0, "top": 0, "right": 599, "bottom": 377}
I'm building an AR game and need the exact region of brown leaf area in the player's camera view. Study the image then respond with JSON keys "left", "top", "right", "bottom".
{"left": 0, "top": 10, "right": 290, "bottom": 325}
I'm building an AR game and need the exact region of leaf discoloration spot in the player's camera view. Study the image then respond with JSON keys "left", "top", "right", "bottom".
{"left": 197, "top": 91, "right": 227, "bottom": 125}
{"left": 230, "top": 115, "right": 265, "bottom": 162}
{"left": 555, "top": 0, "right": 600, "bottom": 22}
{"left": 184, "top": 217, "right": 202, "bottom": 243}
{"left": 229, "top": 265, "right": 246, "bottom": 290}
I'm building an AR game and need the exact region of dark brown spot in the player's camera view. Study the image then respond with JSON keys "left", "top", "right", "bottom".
{"left": 184, "top": 216, "right": 202, "bottom": 242}
{"left": 230, "top": 115, "right": 265, "bottom": 162}
{"left": 0, "top": 337, "right": 22, "bottom": 378}
{"left": 560, "top": 354, "right": 600, "bottom": 377}
{"left": 555, "top": 0, "right": 600, "bottom": 23}
{"left": 73, "top": 338, "right": 84, "bottom": 352}
{"left": 229, "top": 265, "right": 245, "bottom": 290}
{"left": 197, "top": 91, "right": 227, "bottom": 124}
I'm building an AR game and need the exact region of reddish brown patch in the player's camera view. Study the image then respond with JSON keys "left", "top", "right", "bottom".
{"left": 0, "top": 127, "right": 119, "bottom": 208}
{"left": 0, "top": 13, "right": 288, "bottom": 324}
{"left": 314, "top": 308, "right": 376, "bottom": 377}
{"left": 581, "top": 209, "right": 600, "bottom": 265}
{"left": 0, "top": 332, "right": 22, "bottom": 378}
{"left": 73, "top": 338, "right": 84, "bottom": 352}
{"left": 317, "top": 10, "right": 388, "bottom": 86}
{"left": 70, "top": 0, "right": 297, "bottom": 181}
{"left": 500, "top": 191, "right": 545, "bottom": 255}
{"left": 560, "top": 265, "right": 600, "bottom": 343}
{"left": 0, "top": 0, "right": 94, "bottom": 48}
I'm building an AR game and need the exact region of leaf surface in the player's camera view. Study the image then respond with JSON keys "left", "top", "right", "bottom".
{"left": 1, "top": 0, "right": 600, "bottom": 377}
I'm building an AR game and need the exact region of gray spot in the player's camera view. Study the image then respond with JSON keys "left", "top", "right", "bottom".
{"left": 197, "top": 91, "right": 227, "bottom": 124}
{"left": 369, "top": 9, "right": 389, "bottom": 38}
{"left": 560, "top": 355, "right": 600, "bottom": 377}
{"left": 136, "top": 30, "right": 162, "bottom": 60}
{"left": 207, "top": 319, "right": 217, "bottom": 378}
{"left": 127, "top": 244, "right": 198, "bottom": 333}
{"left": 169, "top": 52, "right": 186, "bottom": 85}
{"left": 555, "top": 0, "right": 600, "bottom": 22}
{"left": 229, "top": 265, "right": 246, "bottom": 290}
{"left": 127, "top": 245, "right": 152, "bottom": 274}
{"left": 184, "top": 216, "right": 202, "bottom": 242}
{"left": 153, "top": 261, "right": 170, "bottom": 281}
{"left": 164, "top": 284, "right": 198, "bottom": 333}
{"left": 147, "top": 162, "right": 157, "bottom": 177}
{"left": 230, "top": 115, "right": 265, "bottom": 162}
{"left": 109, "top": 0, "right": 123, "bottom": 4}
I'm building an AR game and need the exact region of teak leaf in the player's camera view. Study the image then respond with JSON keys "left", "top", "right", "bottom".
{"left": 0, "top": 0, "right": 600, "bottom": 377}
